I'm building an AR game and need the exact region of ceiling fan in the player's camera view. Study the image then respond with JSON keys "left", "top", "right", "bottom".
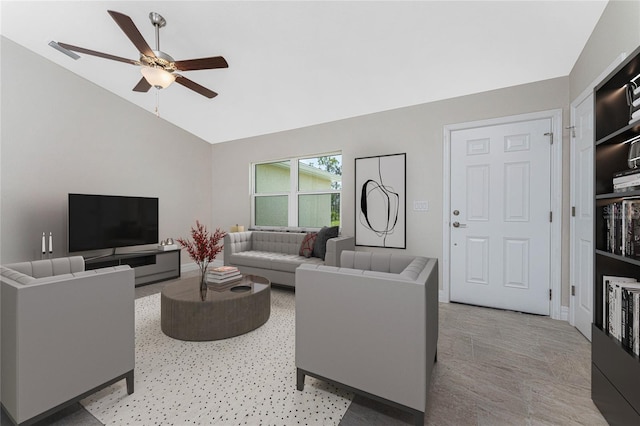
{"left": 52, "top": 10, "right": 228, "bottom": 98}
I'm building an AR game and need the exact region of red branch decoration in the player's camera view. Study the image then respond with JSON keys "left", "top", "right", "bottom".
{"left": 177, "top": 221, "right": 227, "bottom": 276}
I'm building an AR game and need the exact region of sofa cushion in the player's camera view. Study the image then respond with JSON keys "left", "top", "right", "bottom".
{"left": 313, "top": 226, "right": 339, "bottom": 260}
{"left": 299, "top": 232, "right": 317, "bottom": 258}
{"left": 271, "top": 254, "right": 319, "bottom": 273}
{"left": 231, "top": 250, "right": 323, "bottom": 273}
{"left": 230, "top": 251, "right": 274, "bottom": 269}
{"left": 253, "top": 232, "right": 306, "bottom": 255}
{"left": 0, "top": 266, "right": 36, "bottom": 285}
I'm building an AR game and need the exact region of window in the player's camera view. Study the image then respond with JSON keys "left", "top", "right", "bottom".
{"left": 252, "top": 154, "right": 342, "bottom": 228}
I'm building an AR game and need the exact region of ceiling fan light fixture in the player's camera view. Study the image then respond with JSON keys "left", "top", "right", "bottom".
{"left": 141, "top": 66, "right": 175, "bottom": 89}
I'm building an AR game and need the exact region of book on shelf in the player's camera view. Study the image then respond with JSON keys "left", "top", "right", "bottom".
{"left": 614, "top": 184, "right": 640, "bottom": 193}
{"left": 614, "top": 168, "right": 640, "bottom": 178}
{"left": 601, "top": 200, "right": 640, "bottom": 257}
{"left": 603, "top": 202, "right": 623, "bottom": 255}
{"left": 623, "top": 199, "right": 640, "bottom": 258}
{"left": 635, "top": 290, "right": 640, "bottom": 356}
{"left": 602, "top": 276, "right": 640, "bottom": 354}
{"left": 621, "top": 288, "right": 640, "bottom": 350}
{"left": 613, "top": 171, "right": 640, "bottom": 185}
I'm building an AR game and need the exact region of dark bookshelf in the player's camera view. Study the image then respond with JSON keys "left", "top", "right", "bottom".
{"left": 593, "top": 44, "right": 640, "bottom": 423}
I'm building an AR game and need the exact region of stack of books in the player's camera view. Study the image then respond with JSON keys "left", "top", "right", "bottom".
{"left": 601, "top": 198, "right": 640, "bottom": 257}
{"left": 603, "top": 276, "right": 640, "bottom": 356}
{"left": 207, "top": 266, "right": 241, "bottom": 285}
{"left": 613, "top": 169, "right": 640, "bottom": 193}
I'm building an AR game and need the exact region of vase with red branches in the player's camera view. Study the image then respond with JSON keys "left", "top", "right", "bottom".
{"left": 177, "top": 221, "right": 227, "bottom": 294}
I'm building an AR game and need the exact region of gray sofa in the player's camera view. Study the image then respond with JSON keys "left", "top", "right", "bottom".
{"left": 1, "top": 256, "right": 135, "bottom": 425}
{"left": 295, "top": 251, "right": 438, "bottom": 426}
{"left": 223, "top": 230, "right": 355, "bottom": 288}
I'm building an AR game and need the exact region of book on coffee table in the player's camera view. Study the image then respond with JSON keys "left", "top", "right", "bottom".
{"left": 208, "top": 266, "right": 239, "bottom": 276}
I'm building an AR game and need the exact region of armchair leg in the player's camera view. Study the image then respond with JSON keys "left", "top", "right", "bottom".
{"left": 414, "top": 410, "right": 425, "bottom": 426}
{"left": 434, "top": 349, "right": 438, "bottom": 363}
{"left": 296, "top": 368, "right": 305, "bottom": 391}
{"left": 126, "top": 370, "right": 135, "bottom": 395}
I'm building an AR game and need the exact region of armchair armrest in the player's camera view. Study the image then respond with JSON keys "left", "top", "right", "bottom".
{"left": 324, "top": 236, "right": 355, "bottom": 266}
{"left": 224, "top": 231, "right": 253, "bottom": 265}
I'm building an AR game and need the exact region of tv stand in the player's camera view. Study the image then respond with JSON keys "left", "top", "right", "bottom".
{"left": 85, "top": 249, "right": 180, "bottom": 287}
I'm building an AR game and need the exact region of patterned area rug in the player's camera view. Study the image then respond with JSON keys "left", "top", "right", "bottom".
{"left": 81, "top": 289, "right": 353, "bottom": 425}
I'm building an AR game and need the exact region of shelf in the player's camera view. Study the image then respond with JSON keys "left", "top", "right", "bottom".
{"left": 596, "top": 121, "right": 640, "bottom": 146}
{"left": 596, "top": 190, "right": 640, "bottom": 200}
{"left": 595, "top": 250, "right": 640, "bottom": 266}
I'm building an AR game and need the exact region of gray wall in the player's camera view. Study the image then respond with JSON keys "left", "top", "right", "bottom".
{"left": 211, "top": 76, "right": 570, "bottom": 299}
{"left": 212, "top": 0, "right": 640, "bottom": 312}
{"left": 0, "top": 37, "right": 213, "bottom": 264}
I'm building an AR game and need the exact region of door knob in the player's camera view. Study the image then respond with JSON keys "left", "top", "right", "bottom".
{"left": 453, "top": 221, "right": 460, "bottom": 228}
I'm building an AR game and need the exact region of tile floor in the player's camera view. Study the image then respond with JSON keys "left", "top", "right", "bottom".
{"left": 1, "top": 271, "right": 606, "bottom": 425}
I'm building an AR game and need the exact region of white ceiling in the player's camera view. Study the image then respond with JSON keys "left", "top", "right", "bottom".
{"left": 1, "top": 1, "right": 608, "bottom": 144}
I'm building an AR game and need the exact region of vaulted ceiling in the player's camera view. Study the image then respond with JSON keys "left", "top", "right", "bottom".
{"left": 1, "top": 1, "right": 608, "bottom": 144}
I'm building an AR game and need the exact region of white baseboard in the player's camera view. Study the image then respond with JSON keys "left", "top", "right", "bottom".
{"left": 560, "top": 305, "right": 569, "bottom": 322}
{"left": 439, "top": 289, "right": 449, "bottom": 303}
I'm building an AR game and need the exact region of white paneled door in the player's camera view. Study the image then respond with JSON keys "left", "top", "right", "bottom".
{"left": 450, "top": 119, "right": 552, "bottom": 315}
{"left": 570, "top": 93, "right": 594, "bottom": 340}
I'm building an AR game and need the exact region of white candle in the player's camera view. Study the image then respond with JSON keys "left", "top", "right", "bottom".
{"left": 42, "top": 232, "right": 46, "bottom": 254}
{"left": 49, "top": 232, "right": 53, "bottom": 254}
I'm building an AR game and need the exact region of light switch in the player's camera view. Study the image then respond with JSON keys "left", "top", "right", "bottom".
{"left": 414, "top": 200, "right": 429, "bottom": 211}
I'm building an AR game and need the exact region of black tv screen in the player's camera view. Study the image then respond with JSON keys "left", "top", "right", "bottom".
{"left": 68, "top": 194, "right": 159, "bottom": 252}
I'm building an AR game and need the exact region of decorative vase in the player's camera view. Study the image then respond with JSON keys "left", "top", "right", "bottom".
{"left": 629, "top": 140, "right": 640, "bottom": 168}
{"left": 199, "top": 272, "right": 207, "bottom": 301}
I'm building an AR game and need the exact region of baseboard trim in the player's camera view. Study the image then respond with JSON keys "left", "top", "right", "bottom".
{"left": 180, "top": 259, "right": 223, "bottom": 274}
{"left": 561, "top": 305, "right": 569, "bottom": 321}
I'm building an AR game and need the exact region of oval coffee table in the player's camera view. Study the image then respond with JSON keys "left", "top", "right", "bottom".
{"left": 161, "top": 274, "right": 270, "bottom": 341}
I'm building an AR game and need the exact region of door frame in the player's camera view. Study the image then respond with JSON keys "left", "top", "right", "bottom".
{"left": 569, "top": 53, "right": 626, "bottom": 329}
{"left": 442, "top": 109, "right": 562, "bottom": 319}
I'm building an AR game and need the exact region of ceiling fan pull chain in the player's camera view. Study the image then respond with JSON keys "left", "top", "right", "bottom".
{"left": 155, "top": 90, "right": 160, "bottom": 118}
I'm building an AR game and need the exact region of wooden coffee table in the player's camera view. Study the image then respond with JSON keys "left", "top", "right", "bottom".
{"left": 160, "top": 274, "right": 270, "bottom": 341}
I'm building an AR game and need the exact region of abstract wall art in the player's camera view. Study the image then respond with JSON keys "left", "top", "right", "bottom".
{"left": 355, "top": 153, "right": 406, "bottom": 248}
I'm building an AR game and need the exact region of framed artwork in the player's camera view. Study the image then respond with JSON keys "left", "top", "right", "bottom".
{"left": 355, "top": 153, "right": 406, "bottom": 248}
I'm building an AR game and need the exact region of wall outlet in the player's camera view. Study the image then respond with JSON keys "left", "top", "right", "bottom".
{"left": 414, "top": 200, "right": 429, "bottom": 211}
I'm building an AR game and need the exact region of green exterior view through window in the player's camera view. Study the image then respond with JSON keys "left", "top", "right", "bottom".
{"left": 252, "top": 154, "right": 341, "bottom": 228}
{"left": 254, "top": 161, "right": 290, "bottom": 227}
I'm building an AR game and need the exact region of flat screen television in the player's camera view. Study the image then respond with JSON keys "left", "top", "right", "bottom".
{"left": 68, "top": 193, "right": 159, "bottom": 252}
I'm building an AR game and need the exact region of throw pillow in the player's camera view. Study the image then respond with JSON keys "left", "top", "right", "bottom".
{"left": 313, "top": 226, "right": 339, "bottom": 260}
{"left": 299, "top": 232, "right": 318, "bottom": 258}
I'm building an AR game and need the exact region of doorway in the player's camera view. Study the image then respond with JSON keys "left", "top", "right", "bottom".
{"left": 443, "top": 110, "right": 562, "bottom": 318}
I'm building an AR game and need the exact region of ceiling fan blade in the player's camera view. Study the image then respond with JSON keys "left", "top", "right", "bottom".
{"left": 175, "top": 74, "right": 218, "bottom": 98}
{"left": 107, "top": 10, "right": 155, "bottom": 58}
{"left": 57, "top": 42, "right": 139, "bottom": 65}
{"left": 174, "top": 56, "right": 229, "bottom": 71}
{"left": 133, "top": 77, "right": 152, "bottom": 92}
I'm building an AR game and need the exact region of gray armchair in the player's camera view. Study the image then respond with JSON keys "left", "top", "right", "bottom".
{"left": 295, "top": 251, "right": 439, "bottom": 426}
{"left": 1, "top": 256, "right": 135, "bottom": 425}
